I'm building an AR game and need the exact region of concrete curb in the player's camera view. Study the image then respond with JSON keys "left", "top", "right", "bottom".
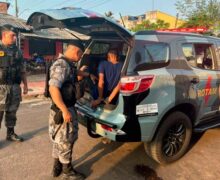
{"left": 21, "top": 80, "right": 45, "bottom": 101}
{"left": 21, "top": 95, "right": 50, "bottom": 104}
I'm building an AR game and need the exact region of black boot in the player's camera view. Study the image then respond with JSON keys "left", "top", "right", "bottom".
{"left": 6, "top": 127, "right": 24, "bottom": 142}
{"left": 61, "top": 163, "right": 85, "bottom": 180}
{"left": 52, "top": 158, "right": 62, "bottom": 177}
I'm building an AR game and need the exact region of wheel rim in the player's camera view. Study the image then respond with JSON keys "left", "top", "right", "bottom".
{"left": 162, "top": 123, "right": 186, "bottom": 157}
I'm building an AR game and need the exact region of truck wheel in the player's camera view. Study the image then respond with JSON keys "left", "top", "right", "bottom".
{"left": 144, "top": 111, "right": 192, "bottom": 164}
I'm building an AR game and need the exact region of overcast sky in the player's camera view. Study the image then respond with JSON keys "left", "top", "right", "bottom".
{"left": 5, "top": 0, "right": 178, "bottom": 20}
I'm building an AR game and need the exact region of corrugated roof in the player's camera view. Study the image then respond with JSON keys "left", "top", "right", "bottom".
{"left": 0, "top": 13, "right": 31, "bottom": 31}
{"left": 21, "top": 28, "right": 90, "bottom": 41}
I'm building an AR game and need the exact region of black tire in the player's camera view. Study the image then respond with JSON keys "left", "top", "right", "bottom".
{"left": 144, "top": 111, "right": 192, "bottom": 164}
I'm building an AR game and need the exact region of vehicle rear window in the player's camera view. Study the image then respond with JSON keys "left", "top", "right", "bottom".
{"left": 127, "top": 41, "right": 169, "bottom": 72}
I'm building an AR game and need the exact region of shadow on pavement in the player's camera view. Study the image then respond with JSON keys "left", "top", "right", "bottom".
{"left": 188, "top": 132, "right": 205, "bottom": 152}
{"left": 187, "top": 128, "right": 220, "bottom": 157}
{"left": 98, "top": 143, "right": 161, "bottom": 180}
{"left": 0, "top": 126, "right": 48, "bottom": 149}
{"left": 21, "top": 126, "right": 48, "bottom": 141}
{"left": 74, "top": 142, "right": 162, "bottom": 180}
{"left": 73, "top": 141, "right": 123, "bottom": 176}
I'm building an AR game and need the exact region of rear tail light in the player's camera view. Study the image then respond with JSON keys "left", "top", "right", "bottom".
{"left": 101, "top": 124, "right": 113, "bottom": 132}
{"left": 120, "top": 75, "right": 154, "bottom": 95}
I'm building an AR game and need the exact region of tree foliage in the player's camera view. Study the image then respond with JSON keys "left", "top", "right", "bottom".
{"left": 176, "top": 0, "right": 220, "bottom": 29}
{"left": 131, "top": 19, "right": 170, "bottom": 32}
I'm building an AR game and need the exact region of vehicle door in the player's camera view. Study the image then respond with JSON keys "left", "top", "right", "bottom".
{"left": 213, "top": 39, "right": 220, "bottom": 115}
{"left": 27, "top": 8, "right": 132, "bottom": 43}
{"left": 177, "top": 38, "right": 219, "bottom": 123}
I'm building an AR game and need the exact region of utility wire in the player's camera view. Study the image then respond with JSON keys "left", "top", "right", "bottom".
{"left": 87, "top": 0, "right": 110, "bottom": 9}
{"left": 51, "top": 0, "right": 72, "bottom": 8}
{"left": 17, "top": 0, "right": 46, "bottom": 18}
{"left": 51, "top": 0, "right": 85, "bottom": 9}
{"left": 31, "top": 0, "right": 45, "bottom": 8}
{"left": 57, "top": 0, "right": 100, "bottom": 9}
{"left": 73, "top": 0, "right": 90, "bottom": 7}
{"left": 20, "top": 0, "right": 47, "bottom": 13}
{"left": 32, "top": 0, "right": 50, "bottom": 10}
{"left": 51, "top": 0, "right": 103, "bottom": 9}
{"left": 78, "top": 0, "right": 102, "bottom": 8}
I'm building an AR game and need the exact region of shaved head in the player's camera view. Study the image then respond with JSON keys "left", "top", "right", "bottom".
{"left": 64, "top": 44, "right": 83, "bottom": 62}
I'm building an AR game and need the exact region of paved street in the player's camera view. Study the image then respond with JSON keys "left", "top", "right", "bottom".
{"left": 0, "top": 99, "right": 220, "bottom": 180}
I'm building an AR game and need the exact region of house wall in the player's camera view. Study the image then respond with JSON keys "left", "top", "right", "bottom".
{"left": 120, "top": 10, "right": 185, "bottom": 30}
{"left": 22, "top": 39, "right": 63, "bottom": 61}
{"left": 156, "top": 11, "right": 185, "bottom": 28}
{"left": 22, "top": 39, "right": 29, "bottom": 59}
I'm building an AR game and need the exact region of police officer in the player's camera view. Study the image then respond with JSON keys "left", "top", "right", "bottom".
{"left": 49, "top": 42, "right": 92, "bottom": 179}
{"left": 0, "top": 24, "right": 28, "bottom": 142}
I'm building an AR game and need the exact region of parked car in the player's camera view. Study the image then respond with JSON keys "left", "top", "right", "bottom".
{"left": 28, "top": 8, "right": 220, "bottom": 164}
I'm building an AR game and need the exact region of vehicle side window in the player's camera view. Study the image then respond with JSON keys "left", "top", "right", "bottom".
{"left": 182, "top": 44, "right": 196, "bottom": 67}
{"left": 122, "top": 43, "right": 129, "bottom": 56}
{"left": 182, "top": 43, "right": 215, "bottom": 70}
{"left": 144, "top": 43, "right": 169, "bottom": 63}
{"left": 127, "top": 41, "right": 169, "bottom": 72}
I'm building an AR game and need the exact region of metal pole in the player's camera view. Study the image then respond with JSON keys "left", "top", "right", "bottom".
{"left": 15, "top": 0, "right": 18, "bottom": 17}
{"left": 152, "top": 0, "right": 154, "bottom": 11}
{"left": 18, "top": 31, "right": 21, "bottom": 50}
{"left": 119, "top": 13, "right": 126, "bottom": 28}
{"left": 175, "top": 13, "right": 179, "bottom": 28}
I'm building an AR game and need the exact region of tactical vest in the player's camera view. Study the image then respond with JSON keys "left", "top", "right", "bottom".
{"left": 46, "top": 56, "right": 78, "bottom": 107}
{"left": 0, "top": 42, "right": 23, "bottom": 85}
{"left": 60, "top": 58, "right": 78, "bottom": 107}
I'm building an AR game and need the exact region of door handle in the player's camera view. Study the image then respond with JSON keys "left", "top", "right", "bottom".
{"left": 190, "top": 78, "right": 199, "bottom": 84}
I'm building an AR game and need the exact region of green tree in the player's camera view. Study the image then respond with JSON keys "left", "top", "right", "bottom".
{"left": 131, "top": 19, "right": 170, "bottom": 32}
{"left": 176, "top": 0, "right": 220, "bottom": 29}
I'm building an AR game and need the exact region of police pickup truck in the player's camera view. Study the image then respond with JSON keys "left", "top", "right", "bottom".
{"left": 28, "top": 8, "right": 220, "bottom": 164}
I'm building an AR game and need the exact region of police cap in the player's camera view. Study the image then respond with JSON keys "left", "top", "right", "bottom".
{"left": 68, "top": 41, "right": 84, "bottom": 51}
{"left": 1, "top": 24, "right": 18, "bottom": 33}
